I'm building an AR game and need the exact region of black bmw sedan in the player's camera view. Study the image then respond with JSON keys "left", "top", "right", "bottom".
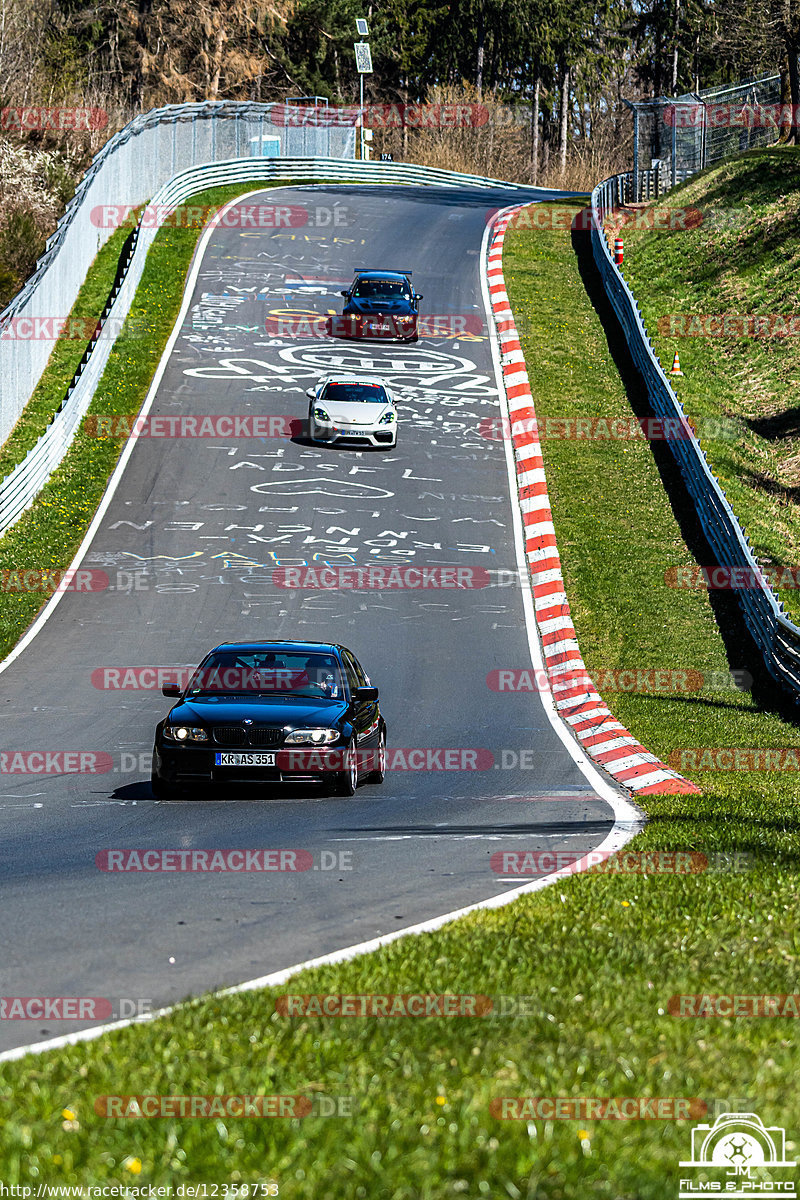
{"left": 151, "top": 641, "right": 386, "bottom": 798}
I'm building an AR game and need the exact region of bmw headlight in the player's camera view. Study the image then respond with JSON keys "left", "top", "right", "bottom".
{"left": 284, "top": 728, "right": 339, "bottom": 745}
{"left": 379, "top": 411, "right": 396, "bottom": 425}
{"left": 164, "top": 725, "right": 208, "bottom": 743}
{"left": 314, "top": 406, "right": 331, "bottom": 423}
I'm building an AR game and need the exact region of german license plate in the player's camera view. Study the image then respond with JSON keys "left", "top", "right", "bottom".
{"left": 215, "top": 752, "right": 276, "bottom": 766}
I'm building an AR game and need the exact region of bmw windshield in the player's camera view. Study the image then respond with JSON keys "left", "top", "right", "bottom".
{"left": 185, "top": 652, "right": 344, "bottom": 697}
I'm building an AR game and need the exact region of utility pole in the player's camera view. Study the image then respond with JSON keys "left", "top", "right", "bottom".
{"left": 354, "top": 19, "right": 372, "bottom": 161}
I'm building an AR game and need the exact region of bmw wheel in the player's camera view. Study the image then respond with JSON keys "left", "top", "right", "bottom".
{"left": 368, "top": 730, "right": 387, "bottom": 783}
{"left": 336, "top": 741, "right": 359, "bottom": 796}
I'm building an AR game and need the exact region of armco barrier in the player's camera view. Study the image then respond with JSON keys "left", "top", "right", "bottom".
{"left": 0, "top": 103, "right": 355, "bottom": 446}
{"left": 0, "top": 156, "right": 555, "bottom": 536}
{"left": 591, "top": 175, "right": 800, "bottom": 697}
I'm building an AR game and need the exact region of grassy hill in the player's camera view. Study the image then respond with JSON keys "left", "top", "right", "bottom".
{"left": 621, "top": 146, "right": 800, "bottom": 621}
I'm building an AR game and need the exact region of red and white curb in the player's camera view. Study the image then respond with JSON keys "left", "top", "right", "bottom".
{"left": 486, "top": 208, "right": 699, "bottom": 797}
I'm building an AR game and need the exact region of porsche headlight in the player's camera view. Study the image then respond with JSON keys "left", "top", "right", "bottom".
{"left": 284, "top": 728, "right": 339, "bottom": 745}
{"left": 379, "top": 410, "right": 396, "bottom": 425}
{"left": 314, "top": 406, "right": 331, "bottom": 423}
{"left": 164, "top": 725, "right": 208, "bottom": 743}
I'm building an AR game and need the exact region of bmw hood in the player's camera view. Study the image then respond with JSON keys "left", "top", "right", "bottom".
{"left": 167, "top": 696, "right": 348, "bottom": 726}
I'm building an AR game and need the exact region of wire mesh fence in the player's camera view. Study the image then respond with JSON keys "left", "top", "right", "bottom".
{"left": 626, "top": 70, "right": 788, "bottom": 199}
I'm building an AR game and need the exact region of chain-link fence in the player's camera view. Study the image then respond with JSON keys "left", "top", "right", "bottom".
{"left": 625, "top": 70, "right": 787, "bottom": 200}
{"left": 0, "top": 101, "right": 357, "bottom": 445}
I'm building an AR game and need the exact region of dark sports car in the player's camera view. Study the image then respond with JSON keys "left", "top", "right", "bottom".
{"left": 328, "top": 268, "right": 422, "bottom": 341}
{"left": 151, "top": 641, "right": 386, "bottom": 798}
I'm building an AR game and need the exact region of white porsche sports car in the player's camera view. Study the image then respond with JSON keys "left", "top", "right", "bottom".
{"left": 306, "top": 374, "right": 398, "bottom": 448}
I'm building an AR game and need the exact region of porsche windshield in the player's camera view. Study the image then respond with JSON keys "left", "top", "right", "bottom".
{"left": 322, "top": 382, "right": 389, "bottom": 405}
{"left": 186, "top": 652, "right": 344, "bottom": 697}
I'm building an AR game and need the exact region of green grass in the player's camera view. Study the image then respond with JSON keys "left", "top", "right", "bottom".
{"left": 2, "top": 192, "right": 800, "bottom": 1197}
{"left": 0, "top": 179, "right": 330, "bottom": 659}
{"left": 0, "top": 225, "right": 133, "bottom": 481}
{"left": 620, "top": 146, "right": 800, "bottom": 622}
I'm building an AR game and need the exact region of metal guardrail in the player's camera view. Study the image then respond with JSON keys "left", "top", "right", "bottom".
{"left": 602, "top": 167, "right": 693, "bottom": 206}
{"left": 591, "top": 174, "right": 800, "bottom": 697}
{"left": 0, "top": 102, "right": 357, "bottom": 446}
{"left": 0, "top": 155, "right": 549, "bottom": 537}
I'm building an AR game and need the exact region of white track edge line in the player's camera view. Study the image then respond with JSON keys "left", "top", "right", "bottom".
{"left": 0, "top": 195, "right": 644, "bottom": 1065}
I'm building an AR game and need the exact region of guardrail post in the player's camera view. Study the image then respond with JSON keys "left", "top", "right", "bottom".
{"left": 671, "top": 116, "right": 677, "bottom": 188}
{"left": 633, "top": 108, "right": 639, "bottom": 201}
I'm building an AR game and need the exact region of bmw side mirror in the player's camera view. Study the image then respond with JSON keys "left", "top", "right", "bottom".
{"left": 340, "top": 290, "right": 349, "bottom": 297}
{"left": 162, "top": 684, "right": 181, "bottom": 697}
{"left": 306, "top": 387, "right": 315, "bottom": 398}
{"left": 354, "top": 686, "right": 379, "bottom": 702}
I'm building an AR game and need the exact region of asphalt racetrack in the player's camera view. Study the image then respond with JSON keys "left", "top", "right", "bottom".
{"left": 0, "top": 184, "right": 622, "bottom": 1052}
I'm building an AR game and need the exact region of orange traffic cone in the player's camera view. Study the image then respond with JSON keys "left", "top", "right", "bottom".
{"left": 669, "top": 350, "right": 684, "bottom": 376}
